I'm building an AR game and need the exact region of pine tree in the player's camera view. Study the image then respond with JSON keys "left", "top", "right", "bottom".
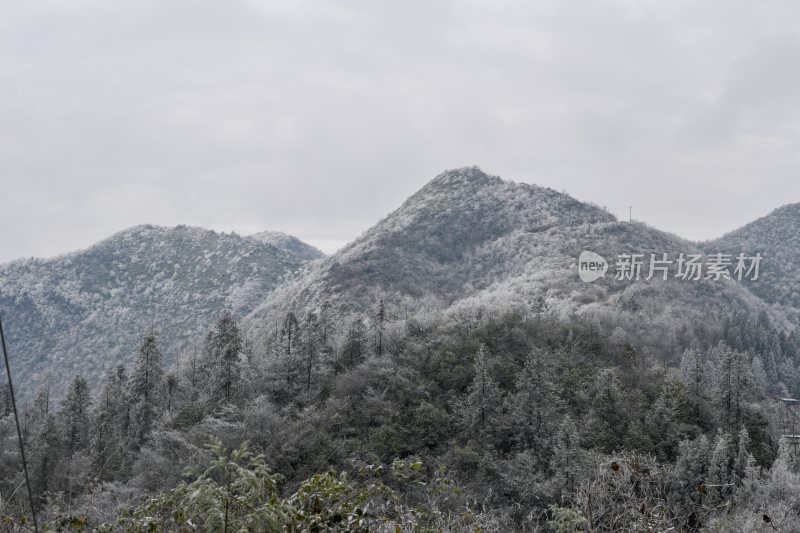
{"left": 708, "top": 430, "right": 734, "bottom": 502}
{"left": 93, "top": 366, "right": 131, "bottom": 479}
{"left": 61, "top": 375, "right": 91, "bottom": 454}
{"left": 129, "top": 333, "right": 164, "bottom": 444}
{"left": 164, "top": 373, "right": 178, "bottom": 412}
{"left": 680, "top": 348, "right": 704, "bottom": 398}
{"left": 463, "top": 344, "right": 502, "bottom": 439}
{"left": 374, "top": 299, "right": 386, "bottom": 358}
{"left": 280, "top": 312, "right": 300, "bottom": 357}
{"left": 30, "top": 374, "right": 54, "bottom": 428}
{"left": 510, "top": 348, "right": 560, "bottom": 463}
{"left": 589, "top": 369, "right": 626, "bottom": 452}
{"left": 280, "top": 312, "right": 301, "bottom": 384}
{"left": 646, "top": 378, "right": 685, "bottom": 462}
{"left": 339, "top": 318, "right": 367, "bottom": 371}
{"left": 709, "top": 344, "right": 749, "bottom": 425}
{"left": 749, "top": 356, "right": 767, "bottom": 398}
{"left": 302, "top": 312, "right": 319, "bottom": 392}
{"left": 211, "top": 310, "right": 243, "bottom": 401}
{"left": 316, "top": 299, "right": 333, "bottom": 354}
{"left": 767, "top": 437, "right": 800, "bottom": 502}
{"left": 550, "top": 414, "right": 583, "bottom": 499}
{"left": 734, "top": 426, "right": 750, "bottom": 485}
{"left": 673, "top": 435, "right": 710, "bottom": 510}
{"left": 130, "top": 333, "right": 164, "bottom": 404}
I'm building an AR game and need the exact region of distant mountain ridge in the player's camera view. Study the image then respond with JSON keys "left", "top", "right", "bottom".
{"left": 0, "top": 224, "right": 319, "bottom": 396}
{"left": 247, "top": 231, "right": 324, "bottom": 262}
{"left": 244, "top": 167, "right": 793, "bottom": 362}
{"left": 704, "top": 203, "right": 800, "bottom": 310}
{"left": 246, "top": 167, "right": 614, "bottom": 318}
{"left": 2, "top": 169, "right": 797, "bottom": 398}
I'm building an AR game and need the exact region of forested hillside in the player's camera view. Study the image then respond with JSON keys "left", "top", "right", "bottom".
{"left": 706, "top": 203, "right": 800, "bottom": 313}
{"left": 246, "top": 168, "right": 789, "bottom": 370}
{"left": 1, "top": 168, "right": 799, "bottom": 531}
{"left": 0, "top": 225, "right": 321, "bottom": 396}
{"left": 2, "top": 304, "right": 799, "bottom": 531}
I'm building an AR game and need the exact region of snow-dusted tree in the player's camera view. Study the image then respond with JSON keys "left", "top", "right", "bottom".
{"left": 164, "top": 372, "right": 178, "bottom": 412}
{"left": 707, "top": 430, "right": 734, "bottom": 502}
{"left": 29, "top": 373, "right": 54, "bottom": 428}
{"left": 373, "top": 299, "right": 387, "bottom": 358}
{"left": 510, "top": 348, "right": 560, "bottom": 463}
{"left": 302, "top": 311, "right": 320, "bottom": 392}
{"left": 339, "top": 318, "right": 367, "bottom": 371}
{"left": 672, "top": 434, "right": 710, "bottom": 518}
{"left": 280, "top": 312, "right": 300, "bottom": 357}
{"left": 129, "top": 333, "right": 164, "bottom": 444}
{"left": 317, "top": 299, "right": 334, "bottom": 352}
{"left": 210, "top": 310, "right": 244, "bottom": 401}
{"left": 766, "top": 437, "right": 800, "bottom": 503}
{"left": 462, "top": 344, "right": 503, "bottom": 439}
{"left": 646, "top": 377, "right": 686, "bottom": 461}
{"left": 280, "top": 312, "right": 301, "bottom": 384}
{"left": 588, "top": 369, "right": 626, "bottom": 452}
{"left": 749, "top": 356, "right": 768, "bottom": 399}
{"left": 93, "top": 365, "right": 131, "bottom": 479}
{"left": 680, "top": 348, "right": 704, "bottom": 398}
{"left": 130, "top": 333, "right": 163, "bottom": 404}
{"left": 708, "top": 343, "right": 749, "bottom": 425}
{"left": 734, "top": 426, "right": 751, "bottom": 486}
{"left": 61, "top": 375, "right": 91, "bottom": 454}
{"left": 550, "top": 414, "right": 584, "bottom": 500}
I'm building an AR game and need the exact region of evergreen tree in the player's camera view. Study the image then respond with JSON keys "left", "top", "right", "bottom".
{"left": 210, "top": 310, "right": 244, "bottom": 401}
{"left": 749, "top": 356, "right": 768, "bottom": 398}
{"left": 672, "top": 435, "right": 710, "bottom": 512}
{"left": 734, "top": 426, "right": 750, "bottom": 485}
{"left": 646, "top": 378, "right": 686, "bottom": 461}
{"left": 463, "top": 344, "right": 502, "bottom": 439}
{"left": 93, "top": 366, "right": 131, "bottom": 479}
{"left": 550, "top": 414, "right": 583, "bottom": 500}
{"left": 302, "top": 312, "right": 320, "bottom": 392}
{"left": 708, "top": 430, "right": 734, "bottom": 502}
{"left": 374, "top": 299, "right": 386, "bottom": 358}
{"left": 164, "top": 372, "right": 178, "bottom": 412}
{"left": 129, "top": 333, "right": 164, "bottom": 444}
{"left": 61, "top": 374, "right": 91, "bottom": 454}
{"left": 280, "top": 312, "right": 301, "bottom": 384}
{"left": 339, "top": 318, "right": 367, "bottom": 371}
{"left": 709, "top": 344, "right": 749, "bottom": 425}
{"left": 510, "top": 348, "right": 560, "bottom": 463}
{"left": 280, "top": 312, "right": 300, "bottom": 357}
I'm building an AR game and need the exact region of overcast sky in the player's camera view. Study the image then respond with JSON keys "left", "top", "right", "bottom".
{"left": 2, "top": 0, "right": 800, "bottom": 262}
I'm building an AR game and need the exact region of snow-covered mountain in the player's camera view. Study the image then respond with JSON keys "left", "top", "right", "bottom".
{"left": 244, "top": 167, "right": 789, "bottom": 360}
{"left": 247, "top": 231, "right": 325, "bottom": 262}
{"left": 0, "top": 225, "right": 321, "bottom": 396}
{"left": 705, "top": 203, "right": 800, "bottom": 311}
{"left": 2, "top": 169, "right": 794, "bottom": 397}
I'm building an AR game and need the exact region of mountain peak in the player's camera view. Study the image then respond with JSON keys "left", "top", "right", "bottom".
{"left": 248, "top": 231, "right": 324, "bottom": 261}
{"left": 426, "top": 166, "right": 501, "bottom": 187}
{"left": 707, "top": 201, "right": 800, "bottom": 308}
{"left": 769, "top": 202, "right": 800, "bottom": 219}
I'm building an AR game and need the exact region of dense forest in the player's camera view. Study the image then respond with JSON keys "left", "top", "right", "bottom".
{"left": 2, "top": 300, "right": 799, "bottom": 531}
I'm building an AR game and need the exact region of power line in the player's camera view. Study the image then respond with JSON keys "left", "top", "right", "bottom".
{"left": 0, "top": 315, "right": 39, "bottom": 532}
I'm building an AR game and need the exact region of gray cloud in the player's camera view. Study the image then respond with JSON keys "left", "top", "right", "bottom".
{"left": 1, "top": 0, "right": 799, "bottom": 261}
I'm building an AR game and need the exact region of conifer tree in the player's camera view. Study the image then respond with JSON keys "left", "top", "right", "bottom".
{"left": 550, "top": 414, "right": 583, "bottom": 499}
{"left": 61, "top": 374, "right": 91, "bottom": 454}
{"left": 129, "top": 333, "right": 164, "bottom": 444}
{"left": 463, "top": 344, "right": 502, "bottom": 439}
{"left": 510, "top": 348, "right": 560, "bottom": 463}
{"left": 210, "top": 310, "right": 243, "bottom": 401}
